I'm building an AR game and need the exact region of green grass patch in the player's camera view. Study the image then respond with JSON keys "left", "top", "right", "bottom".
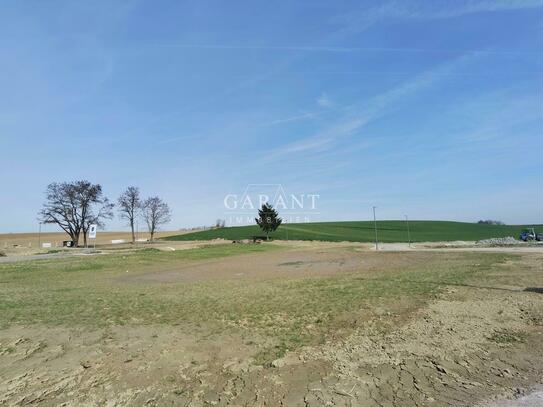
{"left": 488, "top": 329, "right": 528, "bottom": 345}
{"left": 164, "top": 220, "right": 542, "bottom": 243}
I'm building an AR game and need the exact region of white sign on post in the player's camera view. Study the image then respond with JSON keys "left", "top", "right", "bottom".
{"left": 89, "top": 224, "right": 97, "bottom": 239}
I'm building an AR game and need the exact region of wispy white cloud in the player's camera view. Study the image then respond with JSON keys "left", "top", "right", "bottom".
{"left": 270, "top": 136, "right": 335, "bottom": 156}
{"left": 138, "top": 0, "right": 540, "bottom": 150}
{"left": 317, "top": 93, "right": 332, "bottom": 108}
{"left": 151, "top": 43, "right": 537, "bottom": 56}
{"left": 259, "top": 95, "right": 332, "bottom": 129}
{"left": 423, "top": 0, "right": 543, "bottom": 18}
{"left": 267, "top": 53, "right": 479, "bottom": 160}
{"left": 334, "top": 0, "right": 543, "bottom": 34}
{"left": 262, "top": 112, "right": 316, "bottom": 127}
{"left": 461, "top": 93, "right": 543, "bottom": 142}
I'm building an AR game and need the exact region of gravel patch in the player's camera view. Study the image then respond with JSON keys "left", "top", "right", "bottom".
{"left": 477, "top": 237, "right": 521, "bottom": 246}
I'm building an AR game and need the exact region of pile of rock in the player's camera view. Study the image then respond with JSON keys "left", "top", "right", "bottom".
{"left": 476, "top": 236, "right": 520, "bottom": 246}
{"left": 231, "top": 239, "right": 263, "bottom": 244}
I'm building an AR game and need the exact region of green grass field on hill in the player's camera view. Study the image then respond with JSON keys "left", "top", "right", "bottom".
{"left": 164, "top": 221, "right": 543, "bottom": 243}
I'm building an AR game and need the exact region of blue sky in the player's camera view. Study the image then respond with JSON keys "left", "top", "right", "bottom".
{"left": 1, "top": 0, "right": 542, "bottom": 232}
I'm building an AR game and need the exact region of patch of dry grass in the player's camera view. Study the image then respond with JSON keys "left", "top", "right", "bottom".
{"left": 0, "top": 245, "right": 521, "bottom": 364}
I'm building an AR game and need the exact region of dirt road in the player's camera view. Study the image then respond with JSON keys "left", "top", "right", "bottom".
{"left": 379, "top": 241, "right": 543, "bottom": 254}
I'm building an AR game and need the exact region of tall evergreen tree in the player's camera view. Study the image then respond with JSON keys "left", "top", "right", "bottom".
{"left": 255, "top": 203, "right": 282, "bottom": 240}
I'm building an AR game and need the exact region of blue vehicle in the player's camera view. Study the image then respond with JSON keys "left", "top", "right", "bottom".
{"left": 520, "top": 228, "right": 536, "bottom": 242}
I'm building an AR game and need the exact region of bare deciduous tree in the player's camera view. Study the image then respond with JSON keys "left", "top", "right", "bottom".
{"left": 81, "top": 199, "right": 115, "bottom": 248}
{"left": 118, "top": 186, "right": 141, "bottom": 244}
{"left": 142, "top": 197, "right": 171, "bottom": 241}
{"left": 39, "top": 181, "right": 114, "bottom": 247}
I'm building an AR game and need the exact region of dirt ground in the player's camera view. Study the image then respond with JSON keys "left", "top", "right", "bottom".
{"left": 120, "top": 247, "right": 440, "bottom": 283}
{"left": 1, "top": 243, "right": 543, "bottom": 406}
{"left": 0, "top": 231, "right": 184, "bottom": 255}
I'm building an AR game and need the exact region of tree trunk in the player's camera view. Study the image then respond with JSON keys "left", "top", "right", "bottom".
{"left": 72, "top": 231, "right": 80, "bottom": 248}
{"left": 266, "top": 231, "right": 269, "bottom": 241}
{"left": 150, "top": 230, "right": 154, "bottom": 242}
{"left": 130, "top": 219, "right": 135, "bottom": 244}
